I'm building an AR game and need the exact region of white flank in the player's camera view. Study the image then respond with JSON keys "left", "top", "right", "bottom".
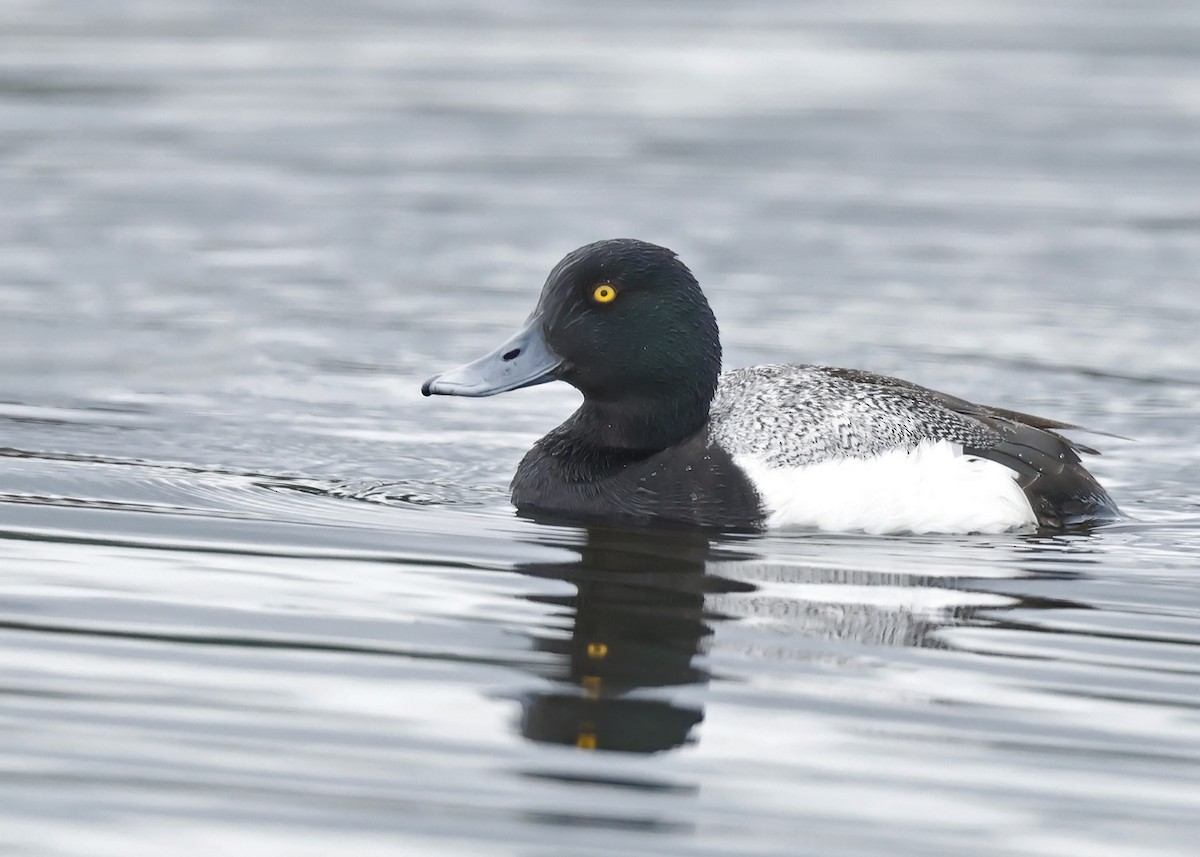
{"left": 734, "top": 440, "right": 1038, "bottom": 535}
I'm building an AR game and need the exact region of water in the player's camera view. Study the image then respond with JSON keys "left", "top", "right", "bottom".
{"left": 2, "top": 1, "right": 1200, "bottom": 854}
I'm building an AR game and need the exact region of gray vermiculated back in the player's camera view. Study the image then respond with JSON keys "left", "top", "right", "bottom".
{"left": 709, "top": 364, "right": 1002, "bottom": 467}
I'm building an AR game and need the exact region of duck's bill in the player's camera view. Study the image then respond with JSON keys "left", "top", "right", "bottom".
{"left": 421, "top": 317, "right": 563, "bottom": 397}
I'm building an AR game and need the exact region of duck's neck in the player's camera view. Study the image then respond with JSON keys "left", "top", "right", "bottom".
{"left": 561, "top": 389, "right": 713, "bottom": 455}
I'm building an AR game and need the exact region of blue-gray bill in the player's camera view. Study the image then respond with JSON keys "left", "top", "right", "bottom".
{"left": 421, "top": 315, "right": 562, "bottom": 397}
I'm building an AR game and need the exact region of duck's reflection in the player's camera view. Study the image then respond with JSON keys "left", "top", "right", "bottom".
{"left": 509, "top": 523, "right": 1099, "bottom": 756}
{"left": 514, "top": 525, "right": 753, "bottom": 754}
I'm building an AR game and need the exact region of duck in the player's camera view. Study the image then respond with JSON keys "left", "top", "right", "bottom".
{"left": 421, "top": 238, "right": 1119, "bottom": 534}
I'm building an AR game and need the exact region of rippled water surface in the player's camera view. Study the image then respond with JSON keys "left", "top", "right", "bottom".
{"left": 2, "top": 1, "right": 1200, "bottom": 855}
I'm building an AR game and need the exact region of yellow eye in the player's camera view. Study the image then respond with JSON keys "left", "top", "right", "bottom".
{"left": 592, "top": 284, "right": 617, "bottom": 304}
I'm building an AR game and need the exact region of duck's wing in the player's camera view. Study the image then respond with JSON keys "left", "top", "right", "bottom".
{"left": 915, "top": 387, "right": 1104, "bottom": 455}
{"left": 938, "top": 398, "right": 1119, "bottom": 526}
{"left": 713, "top": 365, "right": 1120, "bottom": 528}
{"left": 817, "top": 367, "right": 1120, "bottom": 525}
{"left": 817, "top": 366, "right": 1099, "bottom": 452}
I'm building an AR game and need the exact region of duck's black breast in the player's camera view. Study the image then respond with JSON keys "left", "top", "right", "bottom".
{"left": 510, "top": 426, "right": 764, "bottom": 531}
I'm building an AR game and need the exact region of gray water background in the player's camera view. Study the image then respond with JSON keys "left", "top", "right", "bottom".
{"left": 2, "top": 1, "right": 1199, "bottom": 855}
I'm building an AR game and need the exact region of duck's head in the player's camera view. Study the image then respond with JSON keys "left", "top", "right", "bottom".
{"left": 421, "top": 239, "right": 721, "bottom": 415}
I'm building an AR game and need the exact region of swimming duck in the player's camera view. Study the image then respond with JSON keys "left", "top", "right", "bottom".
{"left": 421, "top": 239, "right": 1118, "bottom": 534}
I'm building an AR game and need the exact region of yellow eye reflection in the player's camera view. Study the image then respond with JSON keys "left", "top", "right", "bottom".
{"left": 592, "top": 284, "right": 618, "bottom": 304}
